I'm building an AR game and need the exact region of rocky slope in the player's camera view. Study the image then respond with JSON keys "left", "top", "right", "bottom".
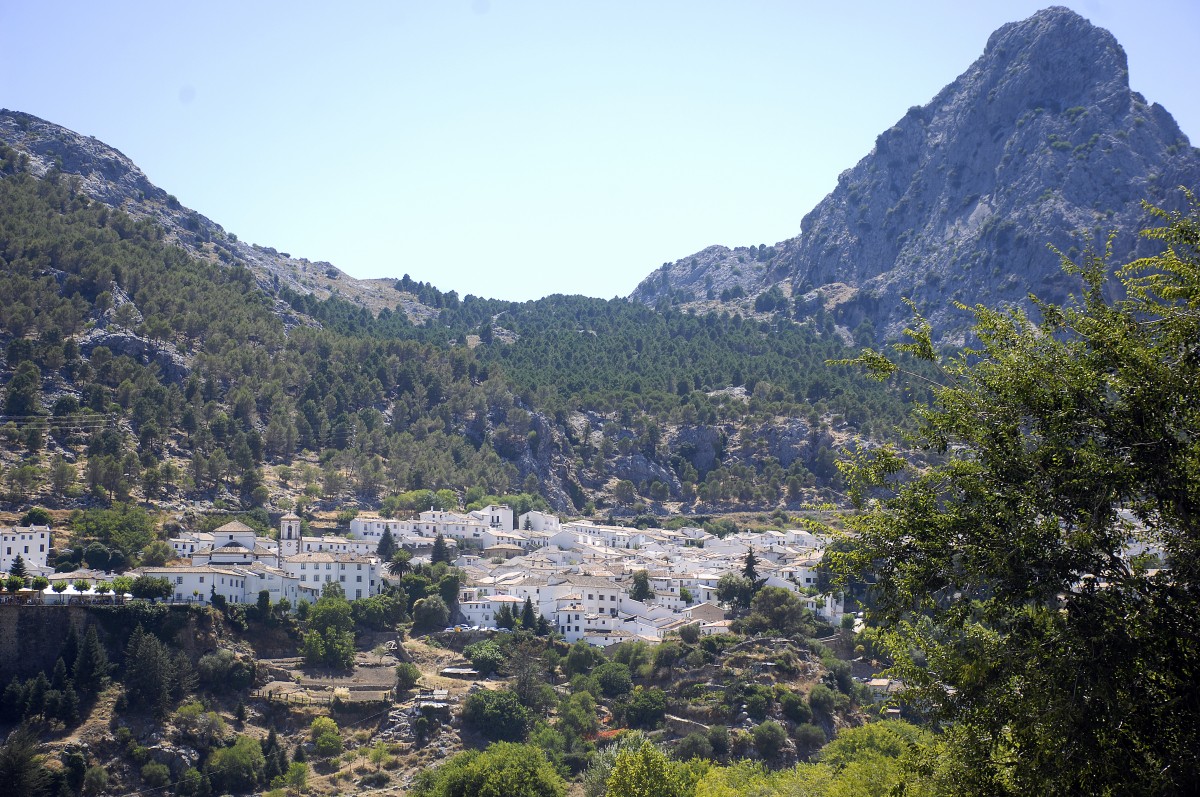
{"left": 0, "top": 109, "right": 436, "bottom": 323}
{"left": 632, "top": 7, "right": 1200, "bottom": 344}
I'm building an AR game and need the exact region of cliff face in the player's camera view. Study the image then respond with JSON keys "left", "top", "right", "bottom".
{"left": 0, "top": 110, "right": 435, "bottom": 322}
{"left": 634, "top": 7, "right": 1200, "bottom": 343}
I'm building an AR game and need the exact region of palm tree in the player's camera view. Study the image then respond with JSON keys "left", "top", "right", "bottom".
{"left": 387, "top": 550, "right": 412, "bottom": 578}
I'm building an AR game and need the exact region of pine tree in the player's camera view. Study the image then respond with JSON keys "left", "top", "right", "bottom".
{"left": 536, "top": 614, "right": 551, "bottom": 636}
{"left": 50, "top": 658, "right": 68, "bottom": 691}
{"left": 262, "top": 729, "right": 282, "bottom": 783}
{"left": 59, "top": 683, "right": 79, "bottom": 725}
{"left": 72, "top": 626, "right": 108, "bottom": 696}
{"left": 521, "top": 597, "right": 536, "bottom": 629}
{"left": 431, "top": 533, "right": 450, "bottom": 564}
{"left": 8, "top": 555, "right": 27, "bottom": 579}
{"left": 495, "top": 603, "right": 514, "bottom": 630}
{"left": 123, "top": 625, "right": 175, "bottom": 716}
{"left": 376, "top": 529, "right": 397, "bottom": 561}
{"left": 59, "top": 627, "right": 78, "bottom": 679}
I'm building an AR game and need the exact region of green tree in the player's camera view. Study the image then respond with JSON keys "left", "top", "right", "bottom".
{"left": 411, "top": 595, "right": 450, "bottom": 633}
{"left": 623, "top": 685, "right": 667, "bottom": 729}
{"left": 462, "top": 688, "right": 530, "bottom": 742}
{"left": 207, "top": 735, "right": 265, "bottom": 794}
{"left": 606, "top": 740, "right": 691, "bottom": 797}
{"left": 431, "top": 533, "right": 451, "bottom": 564}
{"left": 395, "top": 661, "right": 422, "bottom": 691}
{"left": 376, "top": 528, "right": 398, "bottom": 561}
{"left": 386, "top": 549, "right": 412, "bottom": 577}
{"left": 628, "top": 569, "right": 653, "bottom": 601}
{"left": 409, "top": 742, "right": 565, "bottom": 797}
{"left": 310, "top": 716, "right": 343, "bottom": 757}
{"left": 129, "top": 575, "right": 172, "bottom": 601}
{"left": 302, "top": 592, "right": 356, "bottom": 670}
{"left": 0, "top": 725, "right": 51, "bottom": 797}
{"left": 833, "top": 197, "right": 1200, "bottom": 795}
{"left": 593, "top": 661, "right": 632, "bottom": 698}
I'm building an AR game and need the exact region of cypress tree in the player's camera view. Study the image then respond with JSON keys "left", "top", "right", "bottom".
{"left": 521, "top": 597, "right": 536, "bottom": 629}
{"left": 376, "top": 529, "right": 397, "bottom": 561}
{"left": 431, "top": 533, "right": 450, "bottom": 564}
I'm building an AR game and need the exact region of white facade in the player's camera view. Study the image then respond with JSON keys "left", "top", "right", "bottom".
{"left": 518, "top": 511, "right": 561, "bottom": 533}
{"left": 281, "top": 552, "right": 381, "bottom": 601}
{"left": 1, "top": 525, "right": 51, "bottom": 572}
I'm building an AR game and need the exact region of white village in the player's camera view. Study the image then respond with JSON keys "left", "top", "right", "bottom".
{"left": 3, "top": 505, "right": 845, "bottom": 646}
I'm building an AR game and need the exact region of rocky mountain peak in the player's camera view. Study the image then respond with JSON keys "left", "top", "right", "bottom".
{"left": 634, "top": 7, "right": 1200, "bottom": 344}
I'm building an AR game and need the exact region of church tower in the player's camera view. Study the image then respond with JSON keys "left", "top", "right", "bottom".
{"left": 279, "top": 512, "right": 301, "bottom": 565}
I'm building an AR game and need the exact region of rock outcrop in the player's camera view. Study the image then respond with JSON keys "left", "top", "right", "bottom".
{"left": 633, "top": 7, "right": 1200, "bottom": 344}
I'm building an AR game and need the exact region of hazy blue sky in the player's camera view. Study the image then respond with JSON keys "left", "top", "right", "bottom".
{"left": 3, "top": 2, "right": 1197, "bottom": 301}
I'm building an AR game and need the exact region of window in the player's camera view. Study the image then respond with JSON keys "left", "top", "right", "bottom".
{"left": 199, "top": 577, "right": 205, "bottom": 583}
{"left": 356, "top": 575, "right": 362, "bottom": 583}
{"left": 176, "top": 577, "right": 184, "bottom": 585}
{"left": 300, "top": 575, "right": 306, "bottom": 582}
{"left": 339, "top": 575, "right": 346, "bottom": 583}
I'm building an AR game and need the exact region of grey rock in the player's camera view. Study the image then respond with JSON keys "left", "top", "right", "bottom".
{"left": 633, "top": 7, "right": 1200, "bottom": 345}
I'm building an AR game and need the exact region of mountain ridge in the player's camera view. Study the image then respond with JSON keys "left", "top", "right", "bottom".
{"left": 632, "top": 6, "right": 1200, "bottom": 343}
{"left": 0, "top": 109, "right": 439, "bottom": 325}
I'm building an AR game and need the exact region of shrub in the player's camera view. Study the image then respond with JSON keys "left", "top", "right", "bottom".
{"left": 462, "top": 689, "right": 530, "bottom": 742}
{"left": 593, "top": 662, "right": 632, "bottom": 698}
{"left": 753, "top": 720, "right": 788, "bottom": 760}
{"left": 141, "top": 762, "right": 170, "bottom": 788}
{"left": 310, "top": 716, "right": 343, "bottom": 757}
{"left": 395, "top": 662, "right": 421, "bottom": 691}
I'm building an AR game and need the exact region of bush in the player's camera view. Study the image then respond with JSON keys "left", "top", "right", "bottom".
{"left": 462, "top": 689, "right": 530, "bottom": 742}
{"left": 623, "top": 686, "right": 667, "bottom": 729}
{"left": 793, "top": 722, "right": 826, "bottom": 758}
{"left": 593, "top": 662, "right": 632, "bottom": 698}
{"left": 809, "top": 683, "right": 838, "bottom": 719}
{"left": 464, "top": 640, "right": 505, "bottom": 675}
{"left": 779, "top": 688, "right": 812, "bottom": 724}
{"left": 197, "top": 649, "right": 255, "bottom": 692}
{"left": 310, "top": 716, "right": 343, "bottom": 757}
{"left": 753, "top": 720, "right": 788, "bottom": 760}
{"left": 395, "top": 662, "right": 421, "bottom": 691}
{"left": 411, "top": 596, "right": 449, "bottom": 633}
{"left": 84, "top": 765, "right": 108, "bottom": 795}
{"left": 674, "top": 731, "right": 714, "bottom": 761}
{"left": 409, "top": 742, "right": 565, "bottom": 797}
{"left": 141, "top": 761, "right": 170, "bottom": 787}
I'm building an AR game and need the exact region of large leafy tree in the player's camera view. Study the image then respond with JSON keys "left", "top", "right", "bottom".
{"left": 835, "top": 196, "right": 1200, "bottom": 795}
{"left": 410, "top": 742, "right": 564, "bottom": 797}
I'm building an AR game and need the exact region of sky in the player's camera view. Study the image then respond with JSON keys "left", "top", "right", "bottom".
{"left": 2, "top": 2, "right": 1197, "bottom": 302}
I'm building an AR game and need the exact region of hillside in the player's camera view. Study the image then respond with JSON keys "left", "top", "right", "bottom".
{"left": 0, "top": 139, "right": 912, "bottom": 517}
{"left": 631, "top": 7, "right": 1200, "bottom": 344}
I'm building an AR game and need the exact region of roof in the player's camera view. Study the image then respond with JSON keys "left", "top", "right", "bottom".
{"left": 213, "top": 521, "right": 255, "bottom": 533}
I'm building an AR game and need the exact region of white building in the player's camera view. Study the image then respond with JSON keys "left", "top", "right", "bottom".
{"left": 1, "top": 525, "right": 51, "bottom": 573}
{"left": 280, "top": 552, "right": 381, "bottom": 601}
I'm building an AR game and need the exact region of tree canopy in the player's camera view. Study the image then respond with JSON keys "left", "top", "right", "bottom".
{"left": 834, "top": 195, "right": 1200, "bottom": 795}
